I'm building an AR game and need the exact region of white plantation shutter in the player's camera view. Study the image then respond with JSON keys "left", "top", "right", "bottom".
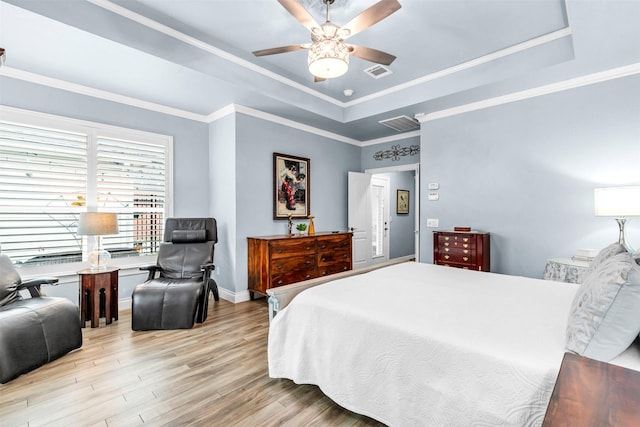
{"left": 0, "top": 121, "right": 88, "bottom": 264}
{"left": 96, "top": 137, "right": 167, "bottom": 256}
{"left": 0, "top": 108, "right": 172, "bottom": 267}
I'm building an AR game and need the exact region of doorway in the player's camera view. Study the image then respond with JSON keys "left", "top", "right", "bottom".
{"left": 348, "top": 163, "right": 419, "bottom": 268}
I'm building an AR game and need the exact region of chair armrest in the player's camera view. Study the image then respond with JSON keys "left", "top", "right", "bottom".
{"left": 140, "top": 265, "right": 160, "bottom": 281}
{"left": 18, "top": 277, "right": 59, "bottom": 297}
{"left": 201, "top": 263, "right": 215, "bottom": 276}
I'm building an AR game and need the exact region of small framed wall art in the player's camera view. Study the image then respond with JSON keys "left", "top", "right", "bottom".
{"left": 397, "top": 189, "right": 409, "bottom": 214}
{"left": 274, "top": 153, "right": 310, "bottom": 220}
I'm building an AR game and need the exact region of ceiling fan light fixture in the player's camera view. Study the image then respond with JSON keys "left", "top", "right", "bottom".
{"left": 308, "top": 39, "right": 349, "bottom": 79}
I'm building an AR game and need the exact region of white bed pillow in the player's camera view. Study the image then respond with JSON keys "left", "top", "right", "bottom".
{"left": 565, "top": 251, "right": 640, "bottom": 361}
{"left": 584, "top": 242, "right": 626, "bottom": 279}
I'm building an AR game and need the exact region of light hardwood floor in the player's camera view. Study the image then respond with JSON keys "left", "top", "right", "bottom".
{"left": 0, "top": 298, "right": 385, "bottom": 427}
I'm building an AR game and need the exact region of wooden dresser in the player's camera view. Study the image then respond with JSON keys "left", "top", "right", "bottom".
{"left": 433, "top": 230, "right": 490, "bottom": 272}
{"left": 247, "top": 231, "right": 352, "bottom": 298}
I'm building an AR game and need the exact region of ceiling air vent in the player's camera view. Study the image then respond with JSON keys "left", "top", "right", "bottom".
{"left": 378, "top": 115, "right": 420, "bottom": 132}
{"left": 364, "top": 64, "right": 392, "bottom": 79}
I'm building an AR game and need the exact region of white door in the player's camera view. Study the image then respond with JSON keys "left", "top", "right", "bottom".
{"left": 348, "top": 171, "right": 372, "bottom": 269}
{"left": 370, "top": 175, "right": 390, "bottom": 265}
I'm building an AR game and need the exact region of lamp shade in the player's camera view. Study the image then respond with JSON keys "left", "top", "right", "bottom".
{"left": 594, "top": 186, "right": 640, "bottom": 217}
{"left": 77, "top": 212, "right": 119, "bottom": 236}
{"left": 308, "top": 39, "right": 349, "bottom": 79}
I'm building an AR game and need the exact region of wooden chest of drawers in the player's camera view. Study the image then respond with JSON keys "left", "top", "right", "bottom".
{"left": 433, "top": 230, "right": 490, "bottom": 272}
{"left": 247, "top": 232, "right": 352, "bottom": 298}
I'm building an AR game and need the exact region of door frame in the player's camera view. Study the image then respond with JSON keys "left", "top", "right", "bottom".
{"left": 364, "top": 163, "right": 420, "bottom": 262}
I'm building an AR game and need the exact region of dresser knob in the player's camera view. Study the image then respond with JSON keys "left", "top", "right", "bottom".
{"left": 444, "top": 237, "right": 450, "bottom": 241}
{"left": 277, "top": 280, "right": 283, "bottom": 285}
{"left": 463, "top": 250, "right": 469, "bottom": 254}
{"left": 444, "top": 255, "right": 450, "bottom": 260}
{"left": 305, "top": 260, "right": 311, "bottom": 265}
{"left": 277, "top": 265, "right": 283, "bottom": 269}
{"left": 444, "top": 242, "right": 449, "bottom": 247}
{"left": 306, "top": 246, "right": 311, "bottom": 250}
{"left": 463, "top": 257, "right": 469, "bottom": 262}
{"left": 321, "top": 257, "right": 326, "bottom": 261}
{"left": 277, "top": 249, "right": 283, "bottom": 254}
{"left": 463, "top": 238, "right": 469, "bottom": 242}
{"left": 305, "top": 274, "right": 311, "bottom": 279}
{"left": 444, "top": 248, "right": 449, "bottom": 252}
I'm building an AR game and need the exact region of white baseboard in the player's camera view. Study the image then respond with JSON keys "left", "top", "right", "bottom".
{"left": 118, "top": 287, "right": 251, "bottom": 311}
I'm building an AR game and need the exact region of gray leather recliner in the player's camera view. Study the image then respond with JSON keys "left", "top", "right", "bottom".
{"left": 131, "top": 218, "right": 219, "bottom": 331}
{"left": 0, "top": 254, "right": 82, "bottom": 383}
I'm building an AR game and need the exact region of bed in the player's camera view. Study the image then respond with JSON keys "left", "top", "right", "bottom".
{"left": 267, "top": 260, "right": 640, "bottom": 426}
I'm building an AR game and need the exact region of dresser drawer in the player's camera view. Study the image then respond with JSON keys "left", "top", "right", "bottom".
{"left": 318, "top": 262, "right": 351, "bottom": 277}
{"left": 271, "top": 268, "right": 317, "bottom": 287}
{"left": 317, "top": 235, "right": 351, "bottom": 251}
{"left": 317, "top": 249, "right": 351, "bottom": 266}
{"left": 436, "top": 251, "right": 475, "bottom": 265}
{"left": 270, "top": 239, "right": 316, "bottom": 259}
{"left": 271, "top": 254, "right": 316, "bottom": 274}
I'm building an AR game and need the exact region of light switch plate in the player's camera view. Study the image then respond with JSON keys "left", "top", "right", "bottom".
{"left": 428, "top": 192, "right": 439, "bottom": 201}
{"left": 427, "top": 218, "right": 439, "bottom": 227}
{"left": 428, "top": 182, "right": 439, "bottom": 190}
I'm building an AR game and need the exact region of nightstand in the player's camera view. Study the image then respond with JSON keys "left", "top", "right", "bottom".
{"left": 543, "top": 258, "right": 590, "bottom": 284}
{"left": 543, "top": 352, "right": 640, "bottom": 426}
{"left": 77, "top": 266, "right": 119, "bottom": 328}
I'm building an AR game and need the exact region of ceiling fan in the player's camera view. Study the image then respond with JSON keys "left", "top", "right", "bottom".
{"left": 252, "top": 0, "right": 401, "bottom": 82}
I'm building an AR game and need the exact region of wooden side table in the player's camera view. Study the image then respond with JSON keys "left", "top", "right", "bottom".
{"left": 77, "top": 266, "right": 119, "bottom": 328}
{"left": 543, "top": 352, "right": 640, "bottom": 426}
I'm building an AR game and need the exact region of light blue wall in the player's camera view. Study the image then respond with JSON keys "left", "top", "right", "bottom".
{"left": 420, "top": 74, "right": 640, "bottom": 278}
{"left": 207, "top": 113, "right": 362, "bottom": 296}
{"left": 361, "top": 135, "right": 421, "bottom": 170}
{"left": 209, "top": 114, "right": 237, "bottom": 295}
{"left": 378, "top": 171, "right": 416, "bottom": 259}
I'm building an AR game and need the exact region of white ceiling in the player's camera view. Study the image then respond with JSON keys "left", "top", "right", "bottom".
{"left": 0, "top": 0, "right": 637, "bottom": 142}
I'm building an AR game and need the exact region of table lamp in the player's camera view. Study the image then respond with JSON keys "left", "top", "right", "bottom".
{"left": 77, "top": 212, "right": 119, "bottom": 271}
{"left": 594, "top": 186, "right": 640, "bottom": 252}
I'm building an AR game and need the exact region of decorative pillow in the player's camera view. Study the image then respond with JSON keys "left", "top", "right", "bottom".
{"left": 0, "top": 254, "right": 22, "bottom": 307}
{"left": 584, "top": 242, "right": 626, "bottom": 279}
{"left": 565, "top": 251, "right": 640, "bottom": 361}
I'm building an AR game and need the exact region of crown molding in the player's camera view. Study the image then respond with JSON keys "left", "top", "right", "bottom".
{"left": 415, "top": 63, "right": 640, "bottom": 124}
{"left": 0, "top": 66, "right": 209, "bottom": 122}
{"left": 360, "top": 130, "right": 421, "bottom": 147}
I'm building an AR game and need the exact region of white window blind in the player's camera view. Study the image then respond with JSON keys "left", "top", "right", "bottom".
{"left": 0, "top": 121, "right": 88, "bottom": 264}
{"left": 0, "top": 108, "right": 172, "bottom": 267}
{"left": 96, "top": 137, "right": 166, "bottom": 256}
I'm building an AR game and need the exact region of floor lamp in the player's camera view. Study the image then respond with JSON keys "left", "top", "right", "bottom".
{"left": 594, "top": 186, "right": 640, "bottom": 253}
{"left": 77, "top": 212, "right": 119, "bottom": 271}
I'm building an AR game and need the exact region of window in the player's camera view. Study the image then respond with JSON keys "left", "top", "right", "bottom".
{"left": 0, "top": 107, "right": 173, "bottom": 267}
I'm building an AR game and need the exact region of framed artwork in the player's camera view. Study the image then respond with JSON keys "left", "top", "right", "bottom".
{"left": 274, "top": 153, "right": 310, "bottom": 220}
{"left": 397, "top": 189, "right": 409, "bottom": 214}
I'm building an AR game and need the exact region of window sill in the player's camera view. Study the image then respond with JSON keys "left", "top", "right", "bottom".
{"left": 17, "top": 255, "right": 157, "bottom": 285}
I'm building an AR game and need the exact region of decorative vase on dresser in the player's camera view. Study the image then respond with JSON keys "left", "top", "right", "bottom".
{"left": 433, "top": 230, "right": 490, "bottom": 272}
{"left": 247, "top": 231, "right": 352, "bottom": 299}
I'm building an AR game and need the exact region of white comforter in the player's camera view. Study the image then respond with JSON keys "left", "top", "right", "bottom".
{"left": 268, "top": 262, "right": 640, "bottom": 427}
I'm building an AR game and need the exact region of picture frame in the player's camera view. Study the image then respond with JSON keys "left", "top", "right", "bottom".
{"left": 397, "top": 189, "right": 409, "bottom": 214}
{"left": 274, "top": 153, "right": 310, "bottom": 220}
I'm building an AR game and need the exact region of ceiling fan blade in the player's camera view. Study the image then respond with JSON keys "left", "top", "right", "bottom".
{"left": 314, "top": 76, "right": 326, "bottom": 83}
{"left": 277, "top": 0, "right": 322, "bottom": 34}
{"left": 349, "top": 45, "right": 396, "bottom": 65}
{"left": 252, "top": 44, "right": 307, "bottom": 57}
{"left": 340, "top": 0, "right": 401, "bottom": 39}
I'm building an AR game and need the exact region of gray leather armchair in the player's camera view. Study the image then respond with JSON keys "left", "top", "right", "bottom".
{"left": 131, "top": 218, "right": 219, "bottom": 330}
{"left": 0, "top": 254, "right": 82, "bottom": 383}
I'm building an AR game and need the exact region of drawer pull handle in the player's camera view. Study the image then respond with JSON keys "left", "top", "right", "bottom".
{"left": 306, "top": 260, "right": 311, "bottom": 265}
{"left": 277, "top": 249, "right": 283, "bottom": 254}
{"left": 444, "top": 248, "right": 449, "bottom": 252}
{"left": 463, "top": 257, "right": 469, "bottom": 262}
{"left": 444, "top": 237, "right": 450, "bottom": 241}
{"left": 463, "top": 238, "right": 469, "bottom": 242}
{"left": 463, "top": 244, "right": 469, "bottom": 248}
{"left": 444, "top": 255, "right": 450, "bottom": 260}
{"left": 305, "top": 274, "right": 311, "bottom": 279}
{"left": 277, "top": 265, "right": 283, "bottom": 269}
{"left": 277, "top": 280, "right": 284, "bottom": 285}
{"left": 444, "top": 242, "right": 449, "bottom": 246}
{"left": 306, "top": 246, "right": 311, "bottom": 250}
{"left": 321, "top": 257, "right": 326, "bottom": 261}
{"left": 463, "top": 250, "right": 469, "bottom": 254}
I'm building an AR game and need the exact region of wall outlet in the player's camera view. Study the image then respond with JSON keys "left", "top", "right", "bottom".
{"left": 426, "top": 218, "right": 439, "bottom": 227}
